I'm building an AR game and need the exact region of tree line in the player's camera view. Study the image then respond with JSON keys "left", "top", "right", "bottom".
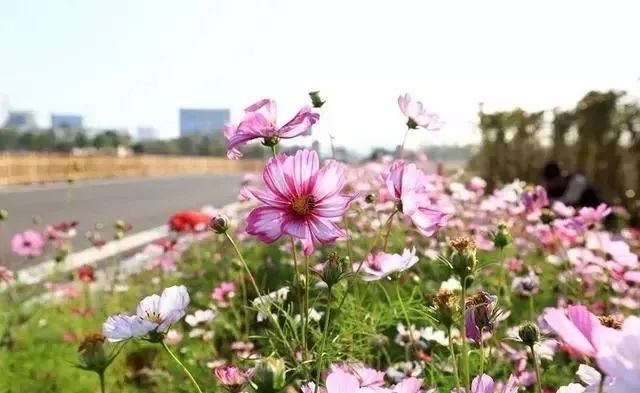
{"left": 468, "top": 90, "right": 640, "bottom": 207}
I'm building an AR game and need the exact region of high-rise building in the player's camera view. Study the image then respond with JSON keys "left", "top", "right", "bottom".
{"left": 3, "top": 111, "right": 36, "bottom": 130}
{"left": 136, "top": 126, "right": 158, "bottom": 141}
{"left": 179, "top": 108, "right": 230, "bottom": 136}
{"left": 51, "top": 113, "right": 83, "bottom": 129}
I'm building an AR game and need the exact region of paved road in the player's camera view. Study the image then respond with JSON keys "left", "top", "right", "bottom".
{"left": 0, "top": 174, "right": 243, "bottom": 270}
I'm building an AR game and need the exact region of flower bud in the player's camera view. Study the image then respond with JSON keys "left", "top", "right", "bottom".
{"left": 433, "top": 289, "right": 459, "bottom": 329}
{"left": 492, "top": 223, "right": 511, "bottom": 249}
{"left": 210, "top": 214, "right": 230, "bottom": 234}
{"left": 54, "top": 246, "right": 70, "bottom": 263}
{"left": 76, "top": 264, "right": 95, "bottom": 283}
{"left": 214, "top": 365, "right": 247, "bottom": 393}
{"left": 250, "top": 357, "right": 286, "bottom": 393}
{"left": 365, "top": 193, "right": 377, "bottom": 204}
{"left": 77, "top": 333, "right": 108, "bottom": 372}
{"left": 449, "top": 236, "right": 477, "bottom": 279}
{"left": 309, "top": 91, "right": 325, "bottom": 108}
{"left": 318, "top": 252, "right": 349, "bottom": 289}
{"left": 114, "top": 230, "right": 124, "bottom": 240}
{"left": 518, "top": 322, "right": 540, "bottom": 347}
{"left": 0, "top": 209, "right": 7, "bottom": 221}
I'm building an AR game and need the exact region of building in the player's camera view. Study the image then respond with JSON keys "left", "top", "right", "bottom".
{"left": 136, "top": 126, "right": 158, "bottom": 141}
{"left": 179, "top": 108, "right": 229, "bottom": 137}
{"left": 51, "top": 113, "right": 83, "bottom": 129}
{"left": 3, "top": 111, "right": 37, "bottom": 130}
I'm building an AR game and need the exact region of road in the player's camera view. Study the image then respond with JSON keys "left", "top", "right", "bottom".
{"left": 0, "top": 174, "right": 243, "bottom": 270}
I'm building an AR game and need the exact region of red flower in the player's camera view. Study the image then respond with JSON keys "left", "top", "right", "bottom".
{"left": 168, "top": 211, "right": 212, "bottom": 233}
{"left": 76, "top": 264, "right": 95, "bottom": 283}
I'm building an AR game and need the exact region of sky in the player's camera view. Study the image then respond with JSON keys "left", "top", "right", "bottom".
{"left": 1, "top": 0, "right": 639, "bottom": 153}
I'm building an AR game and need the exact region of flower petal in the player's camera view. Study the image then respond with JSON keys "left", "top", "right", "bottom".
{"left": 246, "top": 206, "right": 286, "bottom": 243}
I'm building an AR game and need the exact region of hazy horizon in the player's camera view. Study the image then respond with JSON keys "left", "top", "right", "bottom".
{"left": 2, "top": 0, "right": 639, "bottom": 153}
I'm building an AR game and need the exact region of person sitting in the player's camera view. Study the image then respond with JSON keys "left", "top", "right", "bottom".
{"left": 541, "top": 161, "right": 600, "bottom": 207}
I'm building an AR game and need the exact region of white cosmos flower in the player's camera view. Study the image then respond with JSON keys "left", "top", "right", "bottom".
{"left": 185, "top": 309, "right": 217, "bottom": 326}
{"left": 420, "top": 326, "right": 449, "bottom": 346}
{"left": 102, "top": 285, "right": 190, "bottom": 342}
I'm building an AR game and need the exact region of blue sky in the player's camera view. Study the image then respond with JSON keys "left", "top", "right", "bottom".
{"left": 1, "top": 0, "right": 639, "bottom": 152}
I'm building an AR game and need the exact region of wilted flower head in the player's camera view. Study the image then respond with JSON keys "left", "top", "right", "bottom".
{"left": 448, "top": 236, "right": 478, "bottom": 278}
{"left": 76, "top": 333, "right": 114, "bottom": 374}
{"left": 398, "top": 93, "right": 442, "bottom": 130}
{"left": 360, "top": 248, "right": 419, "bottom": 281}
{"left": 102, "top": 285, "right": 190, "bottom": 342}
{"left": 465, "top": 291, "right": 498, "bottom": 343}
{"left": 309, "top": 91, "right": 325, "bottom": 108}
{"left": 244, "top": 149, "right": 354, "bottom": 256}
{"left": 318, "top": 252, "right": 350, "bottom": 288}
{"left": 432, "top": 289, "right": 459, "bottom": 329}
{"left": 225, "top": 99, "right": 319, "bottom": 159}
{"left": 11, "top": 229, "right": 45, "bottom": 257}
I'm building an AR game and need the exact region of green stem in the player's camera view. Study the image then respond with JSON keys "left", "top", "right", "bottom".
{"left": 382, "top": 213, "right": 395, "bottom": 252}
{"left": 498, "top": 247, "right": 511, "bottom": 307}
{"left": 98, "top": 371, "right": 106, "bottom": 393}
{"left": 314, "top": 289, "right": 333, "bottom": 392}
{"left": 460, "top": 278, "right": 470, "bottom": 389}
{"left": 399, "top": 128, "right": 410, "bottom": 157}
{"left": 224, "top": 231, "right": 296, "bottom": 359}
{"left": 224, "top": 232, "right": 262, "bottom": 298}
{"left": 395, "top": 280, "right": 414, "bottom": 361}
{"left": 448, "top": 327, "right": 462, "bottom": 393}
{"left": 270, "top": 145, "right": 277, "bottom": 158}
{"left": 528, "top": 295, "right": 535, "bottom": 321}
{"left": 303, "top": 254, "right": 311, "bottom": 359}
{"left": 530, "top": 344, "right": 543, "bottom": 393}
{"left": 161, "top": 341, "right": 204, "bottom": 393}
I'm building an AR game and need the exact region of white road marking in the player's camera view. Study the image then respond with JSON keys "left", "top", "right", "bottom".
{"left": 14, "top": 225, "right": 169, "bottom": 285}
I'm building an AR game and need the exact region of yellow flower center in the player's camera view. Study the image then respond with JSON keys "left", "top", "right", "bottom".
{"left": 145, "top": 311, "right": 164, "bottom": 324}
{"left": 291, "top": 195, "right": 315, "bottom": 216}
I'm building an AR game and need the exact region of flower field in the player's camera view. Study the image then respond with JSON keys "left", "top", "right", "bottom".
{"left": 1, "top": 94, "right": 639, "bottom": 393}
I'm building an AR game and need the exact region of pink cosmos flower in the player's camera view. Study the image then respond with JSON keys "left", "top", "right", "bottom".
{"left": 226, "top": 99, "right": 319, "bottom": 159}
{"left": 224, "top": 123, "right": 242, "bottom": 159}
{"left": 359, "top": 248, "right": 419, "bottom": 281}
{"left": 520, "top": 185, "right": 549, "bottom": 214}
{"left": 211, "top": 281, "right": 236, "bottom": 308}
{"left": 244, "top": 149, "right": 353, "bottom": 256}
{"left": 0, "top": 266, "right": 14, "bottom": 283}
{"left": 543, "top": 305, "right": 613, "bottom": 357}
{"left": 468, "top": 374, "right": 519, "bottom": 393}
{"left": 214, "top": 365, "right": 247, "bottom": 388}
{"left": 398, "top": 93, "right": 442, "bottom": 130}
{"left": 594, "top": 316, "right": 640, "bottom": 392}
{"left": 577, "top": 203, "right": 611, "bottom": 227}
{"left": 11, "top": 229, "right": 45, "bottom": 257}
{"left": 384, "top": 161, "right": 448, "bottom": 237}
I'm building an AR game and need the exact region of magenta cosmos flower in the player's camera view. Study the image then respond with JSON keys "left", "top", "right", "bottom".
{"left": 226, "top": 99, "right": 319, "bottom": 159}
{"left": 469, "top": 374, "right": 519, "bottom": 393}
{"left": 11, "top": 229, "right": 45, "bottom": 257}
{"left": 398, "top": 93, "right": 442, "bottom": 130}
{"left": 211, "top": 281, "right": 236, "bottom": 308}
{"left": 384, "top": 161, "right": 448, "bottom": 237}
{"left": 245, "top": 149, "right": 353, "bottom": 256}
